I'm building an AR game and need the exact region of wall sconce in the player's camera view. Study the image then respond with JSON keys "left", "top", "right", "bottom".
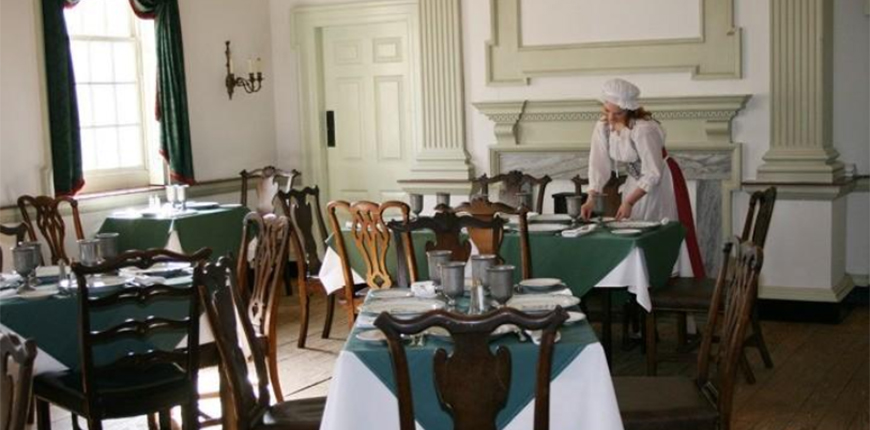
{"left": 224, "top": 40, "right": 264, "bottom": 100}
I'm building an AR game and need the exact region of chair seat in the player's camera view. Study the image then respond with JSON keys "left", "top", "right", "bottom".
{"left": 650, "top": 277, "right": 716, "bottom": 311}
{"left": 614, "top": 376, "right": 719, "bottom": 430}
{"left": 34, "top": 363, "right": 192, "bottom": 419}
{"left": 257, "top": 396, "right": 327, "bottom": 430}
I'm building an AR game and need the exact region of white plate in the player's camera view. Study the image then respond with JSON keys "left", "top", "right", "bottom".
{"left": 17, "top": 287, "right": 58, "bottom": 300}
{"left": 565, "top": 311, "right": 587, "bottom": 325}
{"left": 368, "top": 288, "right": 414, "bottom": 299}
{"left": 360, "top": 298, "right": 446, "bottom": 316}
{"left": 530, "top": 214, "right": 573, "bottom": 223}
{"left": 526, "top": 223, "right": 568, "bottom": 233}
{"left": 84, "top": 275, "right": 133, "bottom": 289}
{"left": 355, "top": 329, "right": 387, "bottom": 342}
{"left": 610, "top": 229, "right": 643, "bottom": 236}
{"left": 518, "top": 278, "right": 563, "bottom": 290}
{"left": 607, "top": 220, "right": 660, "bottom": 230}
{"left": 122, "top": 262, "right": 191, "bottom": 276}
{"left": 507, "top": 294, "right": 580, "bottom": 312}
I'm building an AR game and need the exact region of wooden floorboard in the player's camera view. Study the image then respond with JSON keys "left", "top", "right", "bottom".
{"left": 28, "top": 287, "right": 869, "bottom": 430}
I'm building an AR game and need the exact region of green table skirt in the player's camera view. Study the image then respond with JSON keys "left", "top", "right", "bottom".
{"left": 99, "top": 206, "right": 249, "bottom": 261}
{"left": 330, "top": 222, "right": 685, "bottom": 297}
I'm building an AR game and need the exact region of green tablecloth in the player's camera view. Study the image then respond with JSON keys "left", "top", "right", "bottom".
{"left": 347, "top": 297, "right": 598, "bottom": 430}
{"left": 0, "top": 277, "right": 193, "bottom": 370}
{"left": 99, "top": 206, "right": 249, "bottom": 261}
{"left": 330, "top": 222, "right": 685, "bottom": 297}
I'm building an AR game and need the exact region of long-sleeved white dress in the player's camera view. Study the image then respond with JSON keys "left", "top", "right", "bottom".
{"left": 587, "top": 119, "right": 678, "bottom": 222}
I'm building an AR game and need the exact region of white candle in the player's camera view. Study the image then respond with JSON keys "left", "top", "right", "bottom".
{"left": 229, "top": 59, "right": 234, "bottom": 75}
{"left": 247, "top": 59, "right": 253, "bottom": 75}
{"left": 256, "top": 57, "right": 262, "bottom": 74}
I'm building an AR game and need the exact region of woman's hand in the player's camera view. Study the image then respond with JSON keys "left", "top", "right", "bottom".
{"left": 615, "top": 201, "right": 633, "bottom": 221}
{"left": 580, "top": 199, "right": 596, "bottom": 220}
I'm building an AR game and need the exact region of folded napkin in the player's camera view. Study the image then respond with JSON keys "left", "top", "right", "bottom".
{"left": 411, "top": 280, "right": 438, "bottom": 298}
{"left": 560, "top": 223, "right": 597, "bottom": 238}
{"left": 0, "top": 288, "right": 17, "bottom": 299}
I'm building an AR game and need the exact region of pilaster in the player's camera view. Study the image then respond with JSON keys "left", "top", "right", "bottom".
{"left": 757, "top": 0, "right": 845, "bottom": 183}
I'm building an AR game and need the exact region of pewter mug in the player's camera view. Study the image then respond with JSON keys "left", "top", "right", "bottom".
{"left": 426, "top": 250, "right": 452, "bottom": 285}
{"left": 440, "top": 262, "right": 466, "bottom": 306}
{"left": 95, "top": 232, "right": 120, "bottom": 261}
{"left": 436, "top": 192, "right": 450, "bottom": 208}
{"left": 488, "top": 265, "right": 515, "bottom": 306}
{"left": 12, "top": 245, "right": 40, "bottom": 290}
{"left": 566, "top": 195, "right": 585, "bottom": 223}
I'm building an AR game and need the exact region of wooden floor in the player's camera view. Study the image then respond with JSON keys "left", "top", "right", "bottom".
{"left": 35, "top": 288, "right": 869, "bottom": 430}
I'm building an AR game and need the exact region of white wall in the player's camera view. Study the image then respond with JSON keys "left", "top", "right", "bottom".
{"left": 0, "top": 0, "right": 278, "bottom": 206}
{"left": 0, "top": 0, "right": 49, "bottom": 206}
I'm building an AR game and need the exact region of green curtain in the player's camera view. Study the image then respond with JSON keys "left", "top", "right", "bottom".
{"left": 130, "top": 0, "right": 195, "bottom": 184}
{"left": 41, "top": 0, "right": 84, "bottom": 196}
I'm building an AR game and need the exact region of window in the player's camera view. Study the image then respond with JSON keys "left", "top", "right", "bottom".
{"left": 65, "top": 0, "right": 162, "bottom": 192}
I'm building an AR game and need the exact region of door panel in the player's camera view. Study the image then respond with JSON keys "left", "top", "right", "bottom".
{"left": 323, "top": 22, "right": 412, "bottom": 203}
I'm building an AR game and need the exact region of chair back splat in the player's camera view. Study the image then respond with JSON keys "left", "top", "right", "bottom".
{"left": 470, "top": 170, "right": 552, "bottom": 214}
{"left": 17, "top": 195, "right": 84, "bottom": 264}
{"left": 696, "top": 241, "right": 764, "bottom": 428}
{"left": 239, "top": 166, "right": 300, "bottom": 214}
{"left": 454, "top": 198, "right": 532, "bottom": 280}
{"left": 374, "top": 307, "right": 568, "bottom": 430}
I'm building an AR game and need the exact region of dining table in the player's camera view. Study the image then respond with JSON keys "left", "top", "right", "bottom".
{"left": 318, "top": 221, "right": 689, "bottom": 361}
{"left": 320, "top": 290, "right": 625, "bottom": 430}
{"left": 0, "top": 269, "right": 205, "bottom": 375}
{"left": 98, "top": 204, "right": 249, "bottom": 261}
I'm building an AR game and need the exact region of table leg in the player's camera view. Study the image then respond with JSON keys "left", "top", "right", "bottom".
{"left": 602, "top": 289, "right": 612, "bottom": 366}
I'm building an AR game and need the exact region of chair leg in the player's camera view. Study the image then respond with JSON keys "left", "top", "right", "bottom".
{"left": 739, "top": 350, "right": 757, "bottom": 384}
{"left": 183, "top": 400, "right": 199, "bottom": 430}
{"left": 147, "top": 414, "right": 159, "bottom": 430}
{"left": 645, "top": 311, "right": 657, "bottom": 376}
{"left": 158, "top": 409, "right": 172, "bottom": 430}
{"left": 72, "top": 415, "right": 83, "bottom": 430}
{"left": 322, "top": 293, "right": 336, "bottom": 339}
{"left": 87, "top": 419, "right": 103, "bottom": 430}
{"left": 751, "top": 312, "right": 774, "bottom": 368}
{"left": 676, "top": 312, "right": 688, "bottom": 347}
{"left": 297, "top": 282, "right": 310, "bottom": 349}
{"left": 36, "top": 399, "right": 51, "bottom": 430}
{"left": 268, "top": 339, "right": 285, "bottom": 402}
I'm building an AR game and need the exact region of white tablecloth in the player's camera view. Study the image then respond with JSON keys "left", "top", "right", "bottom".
{"left": 317, "top": 242, "right": 692, "bottom": 312}
{"left": 320, "top": 335, "right": 623, "bottom": 430}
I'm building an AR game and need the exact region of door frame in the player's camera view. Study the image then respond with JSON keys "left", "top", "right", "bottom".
{"left": 291, "top": 0, "right": 421, "bottom": 201}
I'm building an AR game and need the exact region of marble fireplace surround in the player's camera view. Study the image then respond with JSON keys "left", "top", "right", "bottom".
{"left": 474, "top": 95, "right": 750, "bottom": 272}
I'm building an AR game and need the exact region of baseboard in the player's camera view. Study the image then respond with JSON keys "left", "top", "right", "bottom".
{"left": 759, "top": 285, "right": 867, "bottom": 324}
{"left": 759, "top": 274, "right": 855, "bottom": 302}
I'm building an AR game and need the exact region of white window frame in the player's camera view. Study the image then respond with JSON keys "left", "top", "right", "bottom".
{"left": 66, "top": 2, "right": 163, "bottom": 194}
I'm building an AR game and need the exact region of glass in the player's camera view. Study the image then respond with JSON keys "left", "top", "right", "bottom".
{"left": 78, "top": 239, "right": 101, "bottom": 266}
{"left": 165, "top": 185, "right": 178, "bottom": 208}
{"left": 176, "top": 185, "right": 188, "bottom": 209}
{"left": 436, "top": 192, "right": 450, "bottom": 208}
{"left": 516, "top": 192, "right": 532, "bottom": 210}
{"left": 488, "top": 265, "right": 515, "bottom": 307}
{"left": 12, "top": 246, "right": 40, "bottom": 292}
{"left": 426, "top": 250, "right": 452, "bottom": 286}
{"left": 409, "top": 194, "right": 423, "bottom": 217}
{"left": 592, "top": 194, "right": 607, "bottom": 219}
{"left": 471, "top": 254, "right": 497, "bottom": 289}
{"left": 95, "top": 232, "right": 120, "bottom": 261}
{"left": 566, "top": 195, "right": 585, "bottom": 226}
{"left": 440, "top": 262, "right": 465, "bottom": 308}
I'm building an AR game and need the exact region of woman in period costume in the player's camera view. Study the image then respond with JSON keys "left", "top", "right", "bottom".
{"left": 580, "top": 78, "right": 705, "bottom": 278}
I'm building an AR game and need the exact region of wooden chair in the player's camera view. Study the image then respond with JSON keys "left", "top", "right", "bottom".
{"left": 470, "top": 170, "right": 552, "bottom": 214}
{"left": 326, "top": 200, "right": 411, "bottom": 327}
{"left": 1, "top": 331, "right": 38, "bottom": 430}
{"left": 645, "top": 187, "right": 777, "bottom": 379}
{"left": 17, "top": 195, "right": 84, "bottom": 264}
{"left": 240, "top": 166, "right": 301, "bottom": 214}
{"left": 236, "top": 213, "right": 292, "bottom": 401}
{"left": 374, "top": 307, "right": 568, "bottom": 430}
{"left": 0, "top": 223, "right": 28, "bottom": 271}
{"left": 570, "top": 172, "right": 626, "bottom": 217}
{"left": 615, "top": 241, "right": 764, "bottom": 430}
{"left": 33, "top": 248, "right": 211, "bottom": 430}
{"left": 198, "top": 257, "right": 325, "bottom": 430}
{"left": 386, "top": 210, "right": 508, "bottom": 285}
{"left": 275, "top": 187, "right": 335, "bottom": 348}
{"left": 453, "top": 198, "right": 532, "bottom": 280}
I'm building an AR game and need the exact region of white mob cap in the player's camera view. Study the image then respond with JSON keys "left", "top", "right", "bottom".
{"left": 600, "top": 78, "right": 641, "bottom": 111}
